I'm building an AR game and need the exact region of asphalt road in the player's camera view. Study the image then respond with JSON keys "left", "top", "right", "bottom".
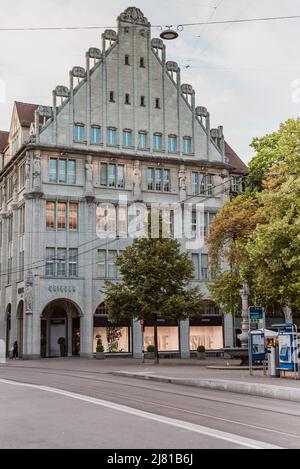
{"left": 0, "top": 364, "right": 299, "bottom": 449}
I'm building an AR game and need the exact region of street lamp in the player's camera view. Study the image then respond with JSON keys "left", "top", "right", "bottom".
{"left": 160, "top": 25, "right": 183, "bottom": 40}
{"left": 239, "top": 281, "right": 250, "bottom": 349}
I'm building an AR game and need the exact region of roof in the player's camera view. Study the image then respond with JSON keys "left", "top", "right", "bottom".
{"left": 225, "top": 141, "right": 248, "bottom": 174}
{"left": 0, "top": 131, "right": 9, "bottom": 152}
{"left": 15, "top": 101, "right": 39, "bottom": 128}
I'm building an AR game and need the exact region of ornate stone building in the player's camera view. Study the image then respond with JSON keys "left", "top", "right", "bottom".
{"left": 0, "top": 7, "right": 247, "bottom": 359}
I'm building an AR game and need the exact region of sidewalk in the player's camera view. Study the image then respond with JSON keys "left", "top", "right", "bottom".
{"left": 2, "top": 356, "right": 300, "bottom": 402}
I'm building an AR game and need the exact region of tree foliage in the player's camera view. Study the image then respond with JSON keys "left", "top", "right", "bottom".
{"left": 208, "top": 118, "right": 300, "bottom": 316}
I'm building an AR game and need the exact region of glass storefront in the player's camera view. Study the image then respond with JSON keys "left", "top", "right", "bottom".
{"left": 93, "top": 326, "right": 130, "bottom": 353}
{"left": 190, "top": 326, "right": 223, "bottom": 350}
{"left": 144, "top": 326, "right": 179, "bottom": 352}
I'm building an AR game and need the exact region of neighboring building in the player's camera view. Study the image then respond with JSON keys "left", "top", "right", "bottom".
{"left": 0, "top": 7, "right": 247, "bottom": 359}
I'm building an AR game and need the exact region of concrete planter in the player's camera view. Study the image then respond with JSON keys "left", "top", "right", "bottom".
{"left": 197, "top": 352, "right": 206, "bottom": 360}
{"left": 96, "top": 352, "right": 106, "bottom": 360}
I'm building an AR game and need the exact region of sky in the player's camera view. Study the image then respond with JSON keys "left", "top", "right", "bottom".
{"left": 0, "top": 0, "right": 300, "bottom": 164}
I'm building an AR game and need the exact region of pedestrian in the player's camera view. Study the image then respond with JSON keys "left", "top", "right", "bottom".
{"left": 12, "top": 341, "right": 18, "bottom": 359}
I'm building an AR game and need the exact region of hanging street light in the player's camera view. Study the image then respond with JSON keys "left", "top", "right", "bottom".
{"left": 160, "top": 25, "right": 183, "bottom": 40}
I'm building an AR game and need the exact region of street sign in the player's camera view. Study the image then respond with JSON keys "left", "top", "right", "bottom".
{"left": 249, "top": 307, "right": 264, "bottom": 321}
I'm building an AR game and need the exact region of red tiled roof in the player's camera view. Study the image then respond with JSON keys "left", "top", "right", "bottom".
{"left": 0, "top": 131, "right": 9, "bottom": 152}
{"left": 15, "top": 101, "right": 39, "bottom": 128}
{"left": 225, "top": 141, "right": 248, "bottom": 174}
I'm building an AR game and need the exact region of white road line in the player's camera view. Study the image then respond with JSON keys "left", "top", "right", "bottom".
{"left": 0, "top": 378, "right": 282, "bottom": 450}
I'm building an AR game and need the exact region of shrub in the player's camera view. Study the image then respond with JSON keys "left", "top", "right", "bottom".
{"left": 197, "top": 345, "right": 206, "bottom": 353}
{"left": 147, "top": 345, "right": 155, "bottom": 353}
{"left": 96, "top": 344, "right": 105, "bottom": 353}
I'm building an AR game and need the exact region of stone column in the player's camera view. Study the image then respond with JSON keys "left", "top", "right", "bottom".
{"left": 132, "top": 319, "right": 143, "bottom": 359}
{"left": 67, "top": 314, "right": 73, "bottom": 357}
{"left": 80, "top": 313, "right": 93, "bottom": 358}
{"left": 223, "top": 313, "right": 234, "bottom": 348}
{"left": 180, "top": 320, "right": 190, "bottom": 359}
{"left": 239, "top": 282, "right": 249, "bottom": 349}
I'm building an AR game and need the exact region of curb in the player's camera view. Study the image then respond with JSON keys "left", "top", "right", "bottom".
{"left": 111, "top": 371, "right": 300, "bottom": 403}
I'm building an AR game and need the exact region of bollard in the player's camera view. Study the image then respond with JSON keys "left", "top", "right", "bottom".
{"left": 269, "top": 346, "right": 280, "bottom": 378}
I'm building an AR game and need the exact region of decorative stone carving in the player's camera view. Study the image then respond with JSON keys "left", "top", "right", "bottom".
{"left": 85, "top": 156, "right": 94, "bottom": 200}
{"left": 13, "top": 172, "right": 18, "bottom": 203}
{"left": 181, "top": 84, "right": 193, "bottom": 95}
{"left": 25, "top": 270, "right": 33, "bottom": 315}
{"left": 37, "top": 106, "right": 53, "bottom": 118}
{"left": 55, "top": 86, "right": 69, "bottom": 98}
{"left": 166, "top": 61, "right": 179, "bottom": 72}
{"left": 88, "top": 48, "right": 102, "bottom": 59}
{"left": 151, "top": 38, "right": 164, "bottom": 50}
{"left": 72, "top": 66, "right": 86, "bottom": 78}
{"left": 1, "top": 183, "right": 6, "bottom": 212}
{"left": 33, "top": 153, "right": 41, "bottom": 191}
{"left": 133, "top": 161, "right": 142, "bottom": 201}
{"left": 196, "top": 106, "right": 208, "bottom": 118}
{"left": 103, "top": 29, "right": 118, "bottom": 41}
{"left": 119, "top": 7, "right": 149, "bottom": 26}
{"left": 179, "top": 165, "right": 187, "bottom": 202}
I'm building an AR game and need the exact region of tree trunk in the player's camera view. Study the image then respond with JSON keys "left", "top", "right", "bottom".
{"left": 154, "top": 317, "right": 159, "bottom": 364}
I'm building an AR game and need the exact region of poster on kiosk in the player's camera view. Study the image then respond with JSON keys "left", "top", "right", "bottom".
{"left": 278, "top": 325, "right": 299, "bottom": 372}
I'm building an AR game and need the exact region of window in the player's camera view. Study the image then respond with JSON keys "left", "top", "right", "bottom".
{"left": 107, "top": 128, "right": 117, "bottom": 146}
{"left": 100, "top": 163, "right": 125, "bottom": 189}
{"left": 192, "top": 253, "right": 210, "bottom": 281}
{"left": 155, "top": 98, "right": 161, "bottom": 109}
{"left": 201, "top": 254, "right": 209, "bottom": 280}
{"left": 97, "top": 250, "right": 118, "bottom": 278}
{"left": 163, "top": 169, "right": 171, "bottom": 192}
{"left": 69, "top": 203, "right": 78, "bottom": 231}
{"left": 153, "top": 133, "right": 162, "bottom": 151}
{"left": 204, "top": 212, "right": 216, "bottom": 237}
{"left": 183, "top": 137, "right": 192, "bottom": 154}
{"left": 147, "top": 168, "right": 154, "bottom": 191}
{"left": 109, "top": 91, "right": 115, "bottom": 102}
{"left": 91, "top": 126, "right": 101, "bottom": 144}
{"left": 19, "top": 206, "right": 25, "bottom": 235}
{"left": 140, "top": 96, "right": 146, "bottom": 107}
{"left": 46, "top": 248, "right": 78, "bottom": 278}
{"left": 46, "top": 250, "right": 53, "bottom": 277}
{"left": 57, "top": 203, "right": 67, "bottom": 230}
{"left": 147, "top": 168, "right": 171, "bottom": 192}
{"left": 125, "top": 93, "right": 131, "bottom": 105}
{"left": 140, "top": 57, "right": 145, "bottom": 68}
{"left": 168, "top": 135, "right": 177, "bottom": 153}
{"left": 123, "top": 129, "right": 132, "bottom": 147}
{"left": 125, "top": 55, "right": 130, "bottom": 65}
{"left": 138, "top": 131, "right": 147, "bottom": 149}
{"left": 46, "top": 202, "right": 56, "bottom": 230}
{"left": 49, "top": 158, "right": 76, "bottom": 184}
{"left": 19, "top": 164, "right": 25, "bottom": 189}
{"left": 155, "top": 169, "right": 162, "bottom": 191}
{"left": 8, "top": 216, "right": 13, "bottom": 243}
{"left": 46, "top": 201, "right": 78, "bottom": 231}
{"left": 57, "top": 248, "right": 67, "bottom": 277}
{"left": 97, "top": 205, "right": 117, "bottom": 239}
{"left": 192, "top": 173, "right": 214, "bottom": 196}
{"left": 18, "top": 251, "right": 24, "bottom": 282}
{"left": 49, "top": 159, "right": 57, "bottom": 182}
{"left": 69, "top": 249, "right": 78, "bottom": 277}
{"left": 74, "top": 124, "right": 85, "bottom": 142}
{"left": 7, "top": 257, "right": 12, "bottom": 284}
{"left": 232, "top": 176, "right": 242, "bottom": 193}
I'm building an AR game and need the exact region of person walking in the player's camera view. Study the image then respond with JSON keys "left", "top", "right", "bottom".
{"left": 12, "top": 341, "right": 18, "bottom": 360}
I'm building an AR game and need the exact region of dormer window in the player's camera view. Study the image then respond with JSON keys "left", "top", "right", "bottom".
{"left": 125, "top": 93, "right": 131, "bottom": 105}
{"left": 74, "top": 124, "right": 85, "bottom": 142}
{"left": 125, "top": 55, "right": 130, "bottom": 66}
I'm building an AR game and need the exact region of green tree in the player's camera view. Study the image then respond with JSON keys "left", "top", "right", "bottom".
{"left": 104, "top": 238, "right": 204, "bottom": 363}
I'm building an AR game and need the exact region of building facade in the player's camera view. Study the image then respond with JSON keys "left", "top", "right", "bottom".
{"left": 0, "top": 7, "right": 248, "bottom": 359}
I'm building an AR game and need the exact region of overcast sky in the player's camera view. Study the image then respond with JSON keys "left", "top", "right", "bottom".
{"left": 0, "top": 0, "right": 300, "bottom": 163}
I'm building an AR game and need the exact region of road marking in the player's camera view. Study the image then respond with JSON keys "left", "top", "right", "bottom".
{"left": 0, "top": 378, "right": 282, "bottom": 449}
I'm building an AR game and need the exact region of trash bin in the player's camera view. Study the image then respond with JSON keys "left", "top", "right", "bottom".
{"left": 268, "top": 346, "right": 280, "bottom": 377}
